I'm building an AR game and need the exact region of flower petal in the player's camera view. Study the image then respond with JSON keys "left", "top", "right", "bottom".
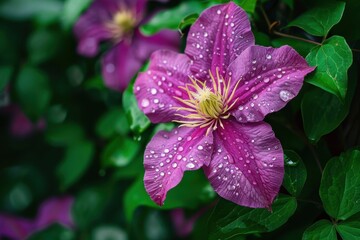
{"left": 35, "top": 196, "right": 74, "bottom": 229}
{"left": 144, "top": 126, "right": 213, "bottom": 205}
{"left": 227, "top": 45, "right": 315, "bottom": 122}
{"left": 73, "top": 0, "right": 115, "bottom": 56}
{"left": 0, "top": 215, "right": 34, "bottom": 239}
{"left": 133, "top": 29, "right": 180, "bottom": 61}
{"left": 101, "top": 42, "right": 143, "bottom": 91}
{"left": 185, "top": 2, "right": 254, "bottom": 80}
{"left": 203, "top": 119, "right": 283, "bottom": 208}
{"left": 134, "top": 50, "right": 193, "bottom": 123}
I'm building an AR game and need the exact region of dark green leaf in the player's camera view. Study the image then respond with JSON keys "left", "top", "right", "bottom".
{"left": 28, "top": 224, "right": 75, "bottom": 240}
{"left": 124, "top": 171, "right": 214, "bottom": 222}
{"left": 254, "top": 31, "right": 271, "bottom": 46}
{"left": 45, "top": 123, "right": 84, "bottom": 146}
{"left": 140, "top": 1, "right": 204, "bottom": 35}
{"left": 91, "top": 226, "right": 128, "bottom": 240}
{"left": 27, "top": 29, "right": 61, "bottom": 65}
{"left": 272, "top": 38, "right": 314, "bottom": 57}
{"left": 61, "top": 0, "right": 92, "bottom": 30}
{"left": 101, "top": 136, "right": 140, "bottom": 168}
{"left": 336, "top": 212, "right": 360, "bottom": 240}
{"left": 287, "top": 2, "right": 346, "bottom": 36}
{"left": 320, "top": 149, "right": 360, "bottom": 220}
{"left": 0, "top": 66, "right": 13, "bottom": 91}
{"left": 96, "top": 108, "right": 129, "bottom": 138}
{"left": 72, "top": 185, "right": 112, "bottom": 229}
{"left": 283, "top": 150, "right": 307, "bottom": 197}
{"left": 122, "top": 83, "right": 150, "bottom": 134}
{"left": 302, "top": 220, "right": 336, "bottom": 240}
{"left": 178, "top": 13, "right": 199, "bottom": 33}
{"left": 15, "top": 66, "right": 51, "bottom": 121}
{"left": 233, "top": 0, "right": 257, "bottom": 13}
{"left": 0, "top": 0, "right": 62, "bottom": 21}
{"left": 301, "top": 64, "right": 356, "bottom": 142}
{"left": 305, "top": 36, "right": 352, "bottom": 100}
{"left": 57, "top": 140, "right": 94, "bottom": 190}
{"left": 208, "top": 195, "right": 297, "bottom": 239}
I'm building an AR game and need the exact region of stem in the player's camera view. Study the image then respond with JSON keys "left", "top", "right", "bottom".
{"left": 297, "top": 198, "right": 322, "bottom": 208}
{"left": 273, "top": 30, "right": 322, "bottom": 46}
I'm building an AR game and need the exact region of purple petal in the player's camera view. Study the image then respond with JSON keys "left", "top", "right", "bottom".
{"left": 227, "top": 45, "right": 315, "bottom": 123}
{"left": 203, "top": 119, "right": 283, "bottom": 208}
{"left": 144, "top": 126, "right": 213, "bottom": 205}
{"left": 185, "top": 2, "right": 254, "bottom": 80}
{"left": 0, "top": 214, "right": 34, "bottom": 239}
{"left": 73, "top": 0, "right": 115, "bottom": 57}
{"left": 101, "top": 42, "right": 143, "bottom": 91}
{"left": 35, "top": 196, "right": 74, "bottom": 230}
{"left": 134, "top": 50, "right": 193, "bottom": 123}
{"left": 133, "top": 29, "right": 180, "bottom": 61}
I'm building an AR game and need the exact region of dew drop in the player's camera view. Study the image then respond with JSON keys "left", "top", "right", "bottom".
{"left": 264, "top": 77, "right": 270, "bottom": 83}
{"left": 141, "top": 99, "right": 150, "bottom": 108}
{"left": 279, "top": 90, "right": 294, "bottom": 102}
{"left": 266, "top": 54, "right": 272, "bottom": 60}
{"left": 151, "top": 88, "right": 157, "bottom": 95}
{"left": 217, "top": 10, "right": 221, "bottom": 14}
{"left": 172, "top": 163, "right": 177, "bottom": 168}
{"left": 197, "top": 145, "right": 204, "bottom": 150}
{"left": 186, "top": 163, "right": 195, "bottom": 169}
{"left": 227, "top": 185, "right": 236, "bottom": 190}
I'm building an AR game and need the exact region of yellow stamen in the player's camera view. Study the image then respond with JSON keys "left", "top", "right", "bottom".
{"left": 172, "top": 68, "right": 241, "bottom": 135}
{"left": 107, "top": 10, "right": 136, "bottom": 40}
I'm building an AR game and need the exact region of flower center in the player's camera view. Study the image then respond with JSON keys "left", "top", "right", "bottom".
{"left": 107, "top": 10, "right": 137, "bottom": 40}
{"left": 173, "top": 68, "right": 240, "bottom": 135}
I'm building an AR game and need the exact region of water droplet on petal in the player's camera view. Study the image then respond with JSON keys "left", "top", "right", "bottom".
{"left": 279, "top": 90, "right": 294, "bottom": 102}
{"left": 266, "top": 54, "right": 272, "bottom": 60}
{"left": 186, "top": 163, "right": 195, "bottom": 169}
{"left": 151, "top": 88, "right": 157, "bottom": 95}
{"left": 172, "top": 163, "right": 177, "bottom": 168}
{"left": 141, "top": 99, "right": 150, "bottom": 108}
{"left": 197, "top": 145, "right": 203, "bottom": 150}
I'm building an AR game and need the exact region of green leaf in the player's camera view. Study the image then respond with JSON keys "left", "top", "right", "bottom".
{"left": 57, "top": 140, "right": 94, "bottom": 190}
{"left": 61, "top": 0, "right": 92, "bottom": 30}
{"left": 272, "top": 37, "right": 314, "bottom": 57}
{"left": 140, "top": 1, "right": 204, "bottom": 35}
{"left": 45, "top": 123, "right": 85, "bottom": 146}
{"left": 124, "top": 171, "right": 214, "bottom": 222}
{"left": 302, "top": 220, "right": 337, "bottom": 240}
{"left": 0, "top": 0, "right": 62, "bottom": 21}
{"left": 15, "top": 66, "right": 51, "bottom": 121}
{"left": 301, "top": 63, "right": 356, "bottom": 142}
{"left": 287, "top": 2, "right": 346, "bottom": 36}
{"left": 27, "top": 29, "right": 61, "bottom": 65}
{"left": 0, "top": 66, "right": 13, "bottom": 91}
{"left": 283, "top": 150, "right": 307, "bottom": 197}
{"left": 336, "top": 212, "right": 360, "bottom": 240}
{"left": 178, "top": 13, "right": 199, "bottom": 33}
{"left": 233, "top": 0, "right": 257, "bottom": 13}
{"left": 72, "top": 185, "right": 112, "bottom": 229}
{"left": 320, "top": 149, "right": 360, "bottom": 220}
{"left": 28, "top": 224, "right": 75, "bottom": 240}
{"left": 101, "top": 136, "right": 140, "bottom": 168}
{"left": 96, "top": 108, "right": 129, "bottom": 138}
{"left": 305, "top": 36, "right": 352, "bottom": 100}
{"left": 122, "top": 83, "right": 150, "bottom": 134}
{"left": 208, "top": 195, "right": 297, "bottom": 239}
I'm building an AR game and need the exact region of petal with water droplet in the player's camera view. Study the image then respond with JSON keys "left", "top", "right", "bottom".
{"left": 185, "top": 2, "right": 254, "bottom": 79}
{"left": 227, "top": 45, "right": 315, "bottom": 123}
{"left": 134, "top": 50, "right": 193, "bottom": 123}
{"left": 144, "top": 126, "right": 213, "bottom": 206}
{"left": 203, "top": 119, "right": 283, "bottom": 208}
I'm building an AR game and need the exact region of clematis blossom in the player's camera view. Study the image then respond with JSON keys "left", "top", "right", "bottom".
{"left": 135, "top": 2, "right": 314, "bottom": 208}
{"left": 74, "top": 0, "right": 179, "bottom": 91}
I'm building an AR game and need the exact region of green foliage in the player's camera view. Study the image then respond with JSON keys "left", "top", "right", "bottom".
{"left": 124, "top": 171, "right": 214, "bottom": 222}
{"left": 283, "top": 150, "right": 307, "bottom": 197}
{"left": 140, "top": 1, "right": 204, "bottom": 35}
{"left": 208, "top": 195, "right": 297, "bottom": 239}
{"left": 336, "top": 213, "right": 360, "bottom": 240}
{"left": 305, "top": 36, "right": 352, "bottom": 100}
{"left": 61, "top": 0, "right": 92, "bottom": 30}
{"left": 287, "top": 2, "right": 346, "bottom": 37}
{"left": 122, "top": 83, "right": 151, "bottom": 134}
{"left": 320, "top": 149, "right": 360, "bottom": 220}
{"left": 15, "top": 66, "right": 51, "bottom": 121}
{"left": 28, "top": 224, "right": 75, "bottom": 240}
{"left": 302, "top": 220, "right": 337, "bottom": 240}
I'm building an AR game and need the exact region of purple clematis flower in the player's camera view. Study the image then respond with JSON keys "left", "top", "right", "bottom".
{"left": 0, "top": 196, "right": 74, "bottom": 239}
{"left": 74, "top": 0, "right": 179, "bottom": 91}
{"left": 134, "top": 3, "right": 314, "bottom": 208}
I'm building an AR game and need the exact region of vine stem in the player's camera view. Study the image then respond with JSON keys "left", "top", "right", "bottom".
{"left": 259, "top": 5, "right": 360, "bottom": 53}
